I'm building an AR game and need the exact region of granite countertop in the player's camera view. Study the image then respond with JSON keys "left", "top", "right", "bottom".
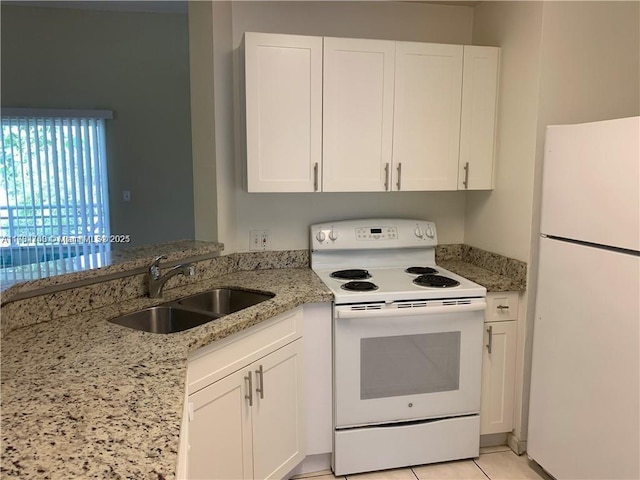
{"left": 1, "top": 249, "right": 523, "bottom": 479}
{"left": 441, "top": 260, "right": 525, "bottom": 292}
{"left": 1, "top": 268, "right": 332, "bottom": 479}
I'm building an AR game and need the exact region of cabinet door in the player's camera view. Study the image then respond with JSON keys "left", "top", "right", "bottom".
{"left": 480, "top": 320, "right": 517, "bottom": 435}
{"left": 323, "top": 37, "right": 395, "bottom": 192}
{"left": 393, "top": 42, "right": 463, "bottom": 191}
{"left": 252, "top": 339, "right": 305, "bottom": 480}
{"left": 245, "top": 33, "right": 322, "bottom": 192}
{"left": 188, "top": 368, "right": 253, "bottom": 480}
{"left": 458, "top": 46, "right": 500, "bottom": 190}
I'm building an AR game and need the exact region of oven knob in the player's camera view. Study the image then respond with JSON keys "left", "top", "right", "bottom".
{"left": 414, "top": 227, "right": 424, "bottom": 238}
{"left": 329, "top": 229, "right": 338, "bottom": 241}
{"left": 316, "top": 231, "right": 326, "bottom": 242}
{"left": 425, "top": 225, "right": 435, "bottom": 239}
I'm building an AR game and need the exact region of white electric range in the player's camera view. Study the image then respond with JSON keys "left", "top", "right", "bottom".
{"left": 310, "top": 218, "right": 487, "bottom": 476}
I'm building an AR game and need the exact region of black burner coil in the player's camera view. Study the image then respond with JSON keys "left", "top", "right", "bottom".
{"left": 413, "top": 274, "right": 460, "bottom": 288}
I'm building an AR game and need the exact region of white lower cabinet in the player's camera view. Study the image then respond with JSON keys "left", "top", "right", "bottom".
{"left": 480, "top": 293, "right": 518, "bottom": 435}
{"left": 181, "top": 308, "right": 305, "bottom": 480}
{"left": 188, "top": 367, "right": 253, "bottom": 480}
{"left": 251, "top": 340, "right": 305, "bottom": 480}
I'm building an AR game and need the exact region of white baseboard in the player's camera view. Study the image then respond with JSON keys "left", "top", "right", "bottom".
{"left": 288, "top": 453, "right": 332, "bottom": 479}
{"left": 507, "top": 432, "right": 527, "bottom": 454}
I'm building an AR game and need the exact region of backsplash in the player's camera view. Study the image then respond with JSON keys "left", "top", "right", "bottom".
{"left": 1, "top": 240, "right": 225, "bottom": 299}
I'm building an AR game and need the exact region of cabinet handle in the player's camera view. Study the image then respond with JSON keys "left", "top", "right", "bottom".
{"left": 463, "top": 162, "right": 469, "bottom": 189}
{"left": 313, "top": 163, "right": 319, "bottom": 192}
{"left": 486, "top": 325, "right": 493, "bottom": 354}
{"left": 255, "top": 365, "right": 264, "bottom": 399}
{"left": 497, "top": 305, "right": 509, "bottom": 310}
{"left": 396, "top": 162, "right": 402, "bottom": 191}
{"left": 384, "top": 163, "right": 390, "bottom": 191}
{"left": 245, "top": 371, "right": 253, "bottom": 406}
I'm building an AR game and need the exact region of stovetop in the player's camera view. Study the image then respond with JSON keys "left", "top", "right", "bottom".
{"left": 313, "top": 265, "right": 486, "bottom": 304}
{"left": 310, "top": 218, "right": 486, "bottom": 304}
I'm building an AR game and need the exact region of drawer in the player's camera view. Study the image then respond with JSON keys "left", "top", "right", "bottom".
{"left": 485, "top": 292, "right": 519, "bottom": 322}
{"left": 187, "top": 307, "right": 303, "bottom": 395}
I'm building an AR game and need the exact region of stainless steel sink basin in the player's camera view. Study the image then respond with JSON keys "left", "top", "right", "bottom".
{"left": 109, "top": 288, "right": 274, "bottom": 334}
{"left": 175, "top": 288, "right": 274, "bottom": 315}
{"left": 109, "top": 305, "right": 219, "bottom": 334}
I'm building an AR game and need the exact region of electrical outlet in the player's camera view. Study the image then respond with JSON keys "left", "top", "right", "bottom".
{"left": 250, "top": 230, "right": 270, "bottom": 251}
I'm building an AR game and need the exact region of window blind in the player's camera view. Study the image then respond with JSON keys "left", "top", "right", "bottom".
{"left": 0, "top": 108, "right": 112, "bottom": 276}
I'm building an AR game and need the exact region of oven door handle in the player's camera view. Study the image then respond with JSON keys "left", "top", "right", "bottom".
{"left": 335, "top": 301, "right": 487, "bottom": 318}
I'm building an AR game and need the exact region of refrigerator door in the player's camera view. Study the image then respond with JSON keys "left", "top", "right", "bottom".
{"left": 541, "top": 116, "right": 639, "bottom": 251}
{"left": 528, "top": 237, "right": 640, "bottom": 479}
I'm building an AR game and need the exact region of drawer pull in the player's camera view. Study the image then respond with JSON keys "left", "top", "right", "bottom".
{"left": 497, "top": 305, "right": 509, "bottom": 310}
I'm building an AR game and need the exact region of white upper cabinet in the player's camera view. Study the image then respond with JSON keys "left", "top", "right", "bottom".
{"left": 392, "top": 42, "right": 463, "bottom": 191}
{"left": 245, "top": 32, "right": 323, "bottom": 192}
{"left": 322, "top": 37, "right": 396, "bottom": 192}
{"left": 458, "top": 46, "right": 500, "bottom": 190}
{"left": 244, "top": 33, "right": 500, "bottom": 193}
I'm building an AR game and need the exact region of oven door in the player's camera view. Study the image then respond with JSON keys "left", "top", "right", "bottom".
{"left": 334, "top": 300, "right": 485, "bottom": 428}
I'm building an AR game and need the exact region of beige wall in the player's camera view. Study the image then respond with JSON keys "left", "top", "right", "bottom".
{"left": 468, "top": 1, "right": 545, "bottom": 448}
{"left": 468, "top": 0, "right": 640, "bottom": 448}
{"left": 189, "top": 1, "right": 218, "bottom": 243}
{"left": 212, "top": 2, "right": 238, "bottom": 253}
{"left": 467, "top": 0, "right": 640, "bottom": 306}
{"left": 521, "top": 0, "right": 640, "bottom": 442}
{"left": 224, "top": 1, "right": 475, "bottom": 252}
{"left": 1, "top": 5, "right": 194, "bottom": 247}
{"left": 465, "top": 2, "right": 543, "bottom": 263}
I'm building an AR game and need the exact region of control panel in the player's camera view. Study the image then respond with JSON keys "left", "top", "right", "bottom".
{"left": 355, "top": 226, "right": 398, "bottom": 240}
{"left": 310, "top": 218, "right": 437, "bottom": 250}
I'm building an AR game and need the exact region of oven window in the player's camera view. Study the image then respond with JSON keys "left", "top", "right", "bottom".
{"left": 360, "top": 332, "right": 461, "bottom": 400}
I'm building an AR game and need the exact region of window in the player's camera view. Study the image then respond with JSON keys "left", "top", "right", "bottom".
{"left": 0, "top": 108, "right": 112, "bottom": 271}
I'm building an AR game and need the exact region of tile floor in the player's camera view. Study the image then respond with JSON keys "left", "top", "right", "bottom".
{"left": 295, "top": 447, "right": 552, "bottom": 480}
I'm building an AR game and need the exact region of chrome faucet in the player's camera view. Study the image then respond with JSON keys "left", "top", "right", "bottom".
{"left": 147, "top": 255, "right": 195, "bottom": 298}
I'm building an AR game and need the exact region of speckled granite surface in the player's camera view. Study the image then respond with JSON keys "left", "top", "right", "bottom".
{"left": 439, "top": 260, "right": 524, "bottom": 292}
{"left": 0, "top": 250, "right": 310, "bottom": 337}
{"left": 0, "top": 245, "right": 524, "bottom": 478}
{"left": 0, "top": 240, "right": 225, "bottom": 300}
{"left": 437, "top": 244, "right": 527, "bottom": 292}
{"left": 1, "top": 268, "right": 332, "bottom": 479}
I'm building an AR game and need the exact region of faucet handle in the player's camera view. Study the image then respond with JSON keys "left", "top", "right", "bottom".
{"left": 151, "top": 255, "right": 167, "bottom": 268}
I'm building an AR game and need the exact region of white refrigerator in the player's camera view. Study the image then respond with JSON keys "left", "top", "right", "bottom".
{"left": 528, "top": 116, "right": 640, "bottom": 480}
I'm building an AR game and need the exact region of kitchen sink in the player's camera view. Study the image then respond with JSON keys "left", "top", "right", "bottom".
{"left": 109, "top": 288, "right": 274, "bottom": 334}
{"left": 174, "top": 288, "right": 274, "bottom": 315}
{"left": 109, "top": 305, "right": 219, "bottom": 334}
